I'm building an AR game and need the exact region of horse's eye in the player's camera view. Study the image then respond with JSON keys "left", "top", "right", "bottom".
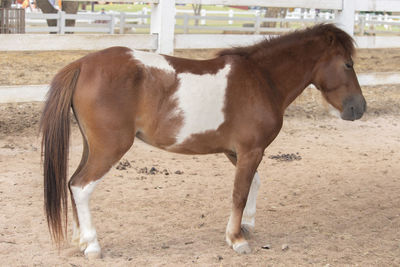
{"left": 345, "top": 62, "right": 353, "bottom": 69}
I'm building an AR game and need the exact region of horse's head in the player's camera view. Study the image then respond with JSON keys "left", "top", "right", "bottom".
{"left": 311, "top": 26, "right": 366, "bottom": 121}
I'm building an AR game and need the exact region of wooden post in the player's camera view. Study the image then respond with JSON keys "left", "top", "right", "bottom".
{"left": 335, "top": 0, "right": 355, "bottom": 36}
{"left": 151, "top": 0, "right": 175, "bottom": 54}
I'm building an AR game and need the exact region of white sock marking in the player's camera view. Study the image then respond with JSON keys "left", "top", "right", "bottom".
{"left": 174, "top": 64, "right": 231, "bottom": 144}
{"left": 130, "top": 50, "right": 175, "bottom": 73}
{"left": 226, "top": 213, "right": 235, "bottom": 246}
{"left": 71, "top": 180, "right": 101, "bottom": 254}
{"left": 242, "top": 172, "right": 260, "bottom": 228}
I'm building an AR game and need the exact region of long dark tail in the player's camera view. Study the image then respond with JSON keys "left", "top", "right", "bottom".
{"left": 40, "top": 62, "right": 80, "bottom": 246}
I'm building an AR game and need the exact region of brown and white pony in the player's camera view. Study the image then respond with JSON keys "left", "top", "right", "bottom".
{"left": 40, "top": 24, "right": 366, "bottom": 258}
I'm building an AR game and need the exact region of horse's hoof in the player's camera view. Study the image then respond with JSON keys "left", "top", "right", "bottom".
{"left": 86, "top": 251, "right": 102, "bottom": 260}
{"left": 233, "top": 241, "right": 251, "bottom": 254}
{"left": 84, "top": 240, "right": 101, "bottom": 259}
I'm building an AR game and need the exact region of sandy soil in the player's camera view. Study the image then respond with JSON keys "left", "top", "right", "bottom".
{"left": 0, "top": 49, "right": 400, "bottom": 266}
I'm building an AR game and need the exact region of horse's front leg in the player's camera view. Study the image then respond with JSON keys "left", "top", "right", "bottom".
{"left": 225, "top": 153, "right": 261, "bottom": 233}
{"left": 241, "top": 172, "right": 260, "bottom": 233}
{"left": 226, "top": 148, "right": 263, "bottom": 254}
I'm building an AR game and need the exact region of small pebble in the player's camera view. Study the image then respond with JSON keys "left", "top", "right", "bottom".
{"left": 261, "top": 244, "right": 271, "bottom": 249}
{"left": 282, "top": 244, "right": 289, "bottom": 251}
{"left": 149, "top": 167, "right": 158, "bottom": 174}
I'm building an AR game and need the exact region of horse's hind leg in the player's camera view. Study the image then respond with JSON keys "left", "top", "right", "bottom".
{"left": 68, "top": 135, "right": 89, "bottom": 248}
{"left": 69, "top": 126, "right": 135, "bottom": 259}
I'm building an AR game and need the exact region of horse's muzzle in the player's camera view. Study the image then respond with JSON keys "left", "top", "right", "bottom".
{"left": 341, "top": 94, "right": 367, "bottom": 121}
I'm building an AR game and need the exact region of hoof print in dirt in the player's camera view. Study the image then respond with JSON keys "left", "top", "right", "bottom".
{"left": 116, "top": 159, "right": 131, "bottom": 170}
{"left": 268, "top": 152, "right": 302, "bottom": 162}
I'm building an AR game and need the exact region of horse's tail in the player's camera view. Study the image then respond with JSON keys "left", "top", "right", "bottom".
{"left": 40, "top": 62, "right": 81, "bottom": 246}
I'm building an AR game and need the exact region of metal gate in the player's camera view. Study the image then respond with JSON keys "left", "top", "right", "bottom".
{"left": 0, "top": 8, "right": 25, "bottom": 33}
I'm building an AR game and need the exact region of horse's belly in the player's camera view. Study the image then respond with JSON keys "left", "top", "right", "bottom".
{"left": 133, "top": 53, "right": 232, "bottom": 154}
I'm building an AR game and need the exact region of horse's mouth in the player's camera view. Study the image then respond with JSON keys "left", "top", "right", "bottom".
{"left": 340, "top": 94, "right": 367, "bottom": 121}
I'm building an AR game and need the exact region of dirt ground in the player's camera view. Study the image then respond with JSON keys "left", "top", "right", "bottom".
{"left": 0, "top": 49, "right": 400, "bottom": 266}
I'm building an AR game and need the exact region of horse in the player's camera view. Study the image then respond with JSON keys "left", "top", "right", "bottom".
{"left": 40, "top": 24, "right": 366, "bottom": 259}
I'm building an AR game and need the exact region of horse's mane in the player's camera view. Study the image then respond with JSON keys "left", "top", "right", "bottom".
{"left": 217, "top": 24, "right": 355, "bottom": 58}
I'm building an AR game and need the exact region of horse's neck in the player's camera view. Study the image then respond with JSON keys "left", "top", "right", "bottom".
{"left": 254, "top": 40, "right": 323, "bottom": 112}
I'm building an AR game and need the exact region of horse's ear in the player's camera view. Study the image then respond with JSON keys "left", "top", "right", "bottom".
{"left": 325, "top": 31, "right": 336, "bottom": 46}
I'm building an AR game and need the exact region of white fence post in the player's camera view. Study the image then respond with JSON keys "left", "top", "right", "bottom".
{"left": 255, "top": 10, "right": 261, "bottom": 34}
{"left": 183, "top": 13, "right": 189, "bottom": 34}
{"left": 151, "top": 0, "right": 175, "bottom": 54}
{"left": 200, "top": 9, "right": 206, "bottom": 25}
{"left": 142, "top": 7, "right": 148, "bottom": 24}
{"left": 228, "top": 9, "right": 233, "bottom": 25}
{"left": 59, "top": 11, "right": 65, "bottom": 34}
{"left": 335, "top": 0, "right": 355, "bottom": 36}
{"left": 110, "top": 14, "right": 115, "bottom": 34}
{"left": 120, "top": 12, "right": 125, "bottom": 34}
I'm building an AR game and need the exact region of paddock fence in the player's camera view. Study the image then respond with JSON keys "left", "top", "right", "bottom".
{"left": 23, "top": 9, "right": 400, "bottom": 36}
{"left": 2, "top": 72, "right": 399, "bottom": 104}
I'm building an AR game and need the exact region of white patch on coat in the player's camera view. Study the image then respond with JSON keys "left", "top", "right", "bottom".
{"left": 241, "top": 172, "right": 261, "bottom": 229}
{"left": 70, "top": 179, "right": 101, "bottom": 255}
{"left": 130, "top": 50, "right": 175, "bottom": 73}
{"left": 173, "top": 64, "right": 231, "bottom": 144}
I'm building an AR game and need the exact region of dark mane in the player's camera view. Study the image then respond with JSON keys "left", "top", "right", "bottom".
{"left": 217, "top": 24, "right": 355, "bottom": 58}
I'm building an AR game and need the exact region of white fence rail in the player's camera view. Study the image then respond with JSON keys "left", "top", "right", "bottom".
{"left": 25, "top": 11, "right": 150, "bottom": 34}
{"left": 2, "top": 72, "right": 399, "bottom": 103}
{"left": 2, "top": 0, "right": 400, "bottom": 53}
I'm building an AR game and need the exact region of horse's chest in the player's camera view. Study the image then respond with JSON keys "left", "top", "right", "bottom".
{"left": 171, "top": 64, "right": 231, "bottom": 144}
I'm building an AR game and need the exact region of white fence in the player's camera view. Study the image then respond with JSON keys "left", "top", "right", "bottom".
{"left": 2, "top": 0, "right": 400, "bottom": 53}
{"left": 24, "top": 9, "right": 400, "bottom": 35}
